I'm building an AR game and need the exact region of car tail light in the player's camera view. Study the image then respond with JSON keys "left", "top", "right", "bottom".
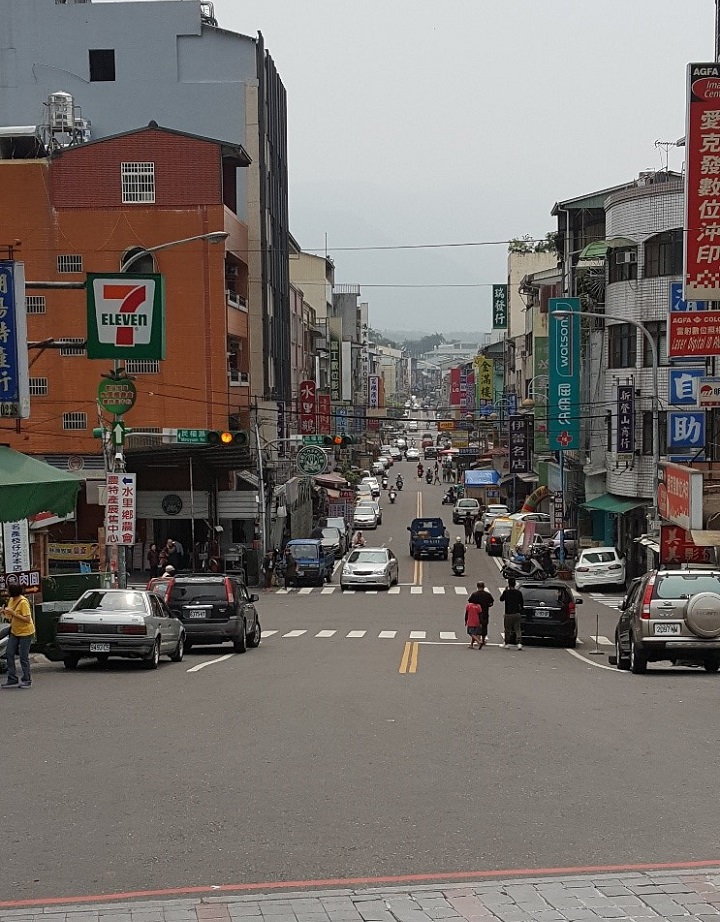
{"left": 119, "top": 624, "right": 147, "bottom": 635}
{"left": 225, "top": 578, "right": 235, "bottom": 603}
{"left": 640, "top": 574, "right": 656, "bottom": 619}
{"left": 575, "top": 566, "right": 589, "bottom": 572}
{"left": 567, "top": 601, "right": 576, "bottom": 619}
{"left": 608, "top": 564, "right": 622, "bottom": 570}
{"left": 56, "top": 622, "right": 79, "bottom": 633}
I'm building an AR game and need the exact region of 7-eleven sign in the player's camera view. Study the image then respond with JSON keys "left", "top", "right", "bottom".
{"left": 87, "top": 273, "right": 166, "bottom": 359}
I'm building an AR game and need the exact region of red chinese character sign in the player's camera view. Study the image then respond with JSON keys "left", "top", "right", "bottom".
{"left": 298, "top": 379, "right": 316, "bottom": 436}
{"left": 684, "top": 64, "right": 720, "bottom": 301}
{"left": 660, "top": 525, "right": 713, "bottom": 565}
{"left": 668, "top": 311, "right": 720, "bottom": 357}
{"left": 317, "top": 393, "right": 331, "bottom": 434}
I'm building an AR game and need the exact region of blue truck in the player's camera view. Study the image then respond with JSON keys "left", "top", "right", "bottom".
{"left": 284, "top": 539, "right": 335, "bottom": 587}
{"left": 408, "top": 517, "right": 450, "bottom": 560}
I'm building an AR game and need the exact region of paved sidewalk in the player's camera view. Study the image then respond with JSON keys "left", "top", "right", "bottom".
{"left": 4, "top": 870, "right": 720, "bottom": 922}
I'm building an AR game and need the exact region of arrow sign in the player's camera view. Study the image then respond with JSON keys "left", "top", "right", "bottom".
{"left": 112, "top": 421, "right": 126, "bottom": 446}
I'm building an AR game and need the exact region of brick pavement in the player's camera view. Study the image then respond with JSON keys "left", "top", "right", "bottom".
{"left": 4, "top": 870, "right": 720, "bottom": 922}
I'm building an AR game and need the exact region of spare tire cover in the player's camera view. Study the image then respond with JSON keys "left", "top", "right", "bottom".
{"left": 685, "top": 592, "right": 720, "bottom": 638}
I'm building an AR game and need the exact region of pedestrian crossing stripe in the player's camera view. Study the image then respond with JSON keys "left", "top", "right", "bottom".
{"left": 255, "top": 629, "right": 604, "bottom": 646}
{"left": 270, "top": 585, "right": 478, "bottom": 595}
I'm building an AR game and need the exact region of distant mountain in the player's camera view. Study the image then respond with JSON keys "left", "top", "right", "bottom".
{"left": 378, "top": 329, "right": 485, "bottom": 344}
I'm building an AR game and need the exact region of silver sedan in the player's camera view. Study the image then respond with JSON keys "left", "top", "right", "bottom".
{"left": 340, "top": 547, "right": 399, "bottom": 590}
{"left": 55, "top": 589, "right": 185, "bottom": 670}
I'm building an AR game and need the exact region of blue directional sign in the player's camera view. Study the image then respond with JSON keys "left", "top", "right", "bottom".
{"left": 668, "top": 410, "right": 706, "bottom": 450}
{"left": 668, "top": 367, "right": 705, "bottom": 406}
{"left": 670, "top": 281, "right": 707, "bottom": 312}
{"left": 0, "top": 261, "right": 30, "bottom": 419}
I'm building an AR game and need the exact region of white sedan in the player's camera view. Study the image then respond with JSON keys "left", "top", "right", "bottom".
{"left": 405, "top": 447, "right": 420, "bottom": 461}
{"left": 340, "top": 547, "right": 399, "bottom": 590}
{"left": 574, "top": 547, "right": 626, "bottom": 591}
{"left": 353, "top": 505, "right": 378, "bottom": 529}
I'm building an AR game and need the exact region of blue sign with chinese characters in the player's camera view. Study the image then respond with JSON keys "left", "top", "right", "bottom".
{"left": 548, "top": 298, "right": 581, "bottom": 451}
{"left": 670, "top": 281, "right": 707, "bottom": 312}
{"left": 668, "top": 410, "right": 706, "bottom": 450}
{"left": 668, "top": 367, "right": 705, "bottom": 406}
{"left": 0, "top": 261, "right": 29, "bottom": 419}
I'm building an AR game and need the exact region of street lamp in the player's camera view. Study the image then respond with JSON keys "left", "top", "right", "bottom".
{"left": 553, "top": 309, "right": 659, "bottom": 513}
{"left": 119, "top": 231, "right": 229, "bottom": 271}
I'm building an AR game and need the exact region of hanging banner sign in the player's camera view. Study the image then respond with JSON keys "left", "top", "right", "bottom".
{"left": 317, "top": 393, "right": 331, "bottom": 433}
{"left": 328, "top": 319, "right": 342, "bottom": 402}
{"left": 474, "top": 356, "right": 493, "bottom": 402}
{"left": 368, "top": 375, "right": 380, "bottom": 409}
{"left": 492, "top": 284, "right": 508, "bottom": 329}
{"left": 657, "top": 461, "right": 703, "bottom": 531}
{"left": 0, "top": 261, "right": 30, "bottom": 419}
{"left": 684, "top": 63, "right": 720, "bottom": 301}
{"left": 104, "top": 472, "right": 137, "bottom": 545}
{"left": 668, "top": 311, "right": 720, "bottom": 357}
{"left": 449, "top": 367, "right": 461, "bottom": 405}
{"left": 508, "top": 414, "right": 531, "bottom": 474}
{"left": 616, "top": 384, "right": 635, "bottom": 461}
{"left": 548, "top": 298, "right": 580, "bottom": 451}
{"left": 2, "top": 519, "right": 31, "bottom": 572}
{"left": 298, "top": 379, "right": 316, "bottom": 435}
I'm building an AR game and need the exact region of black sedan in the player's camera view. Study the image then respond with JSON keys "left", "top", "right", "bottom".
{"left": 515, "top": 580, "right": 582, "bottom": 647}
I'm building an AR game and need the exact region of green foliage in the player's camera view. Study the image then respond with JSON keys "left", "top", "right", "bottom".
{"left": 508, "top": 232, "right": 559, "bottom": 255}
{"left": 402, "top": 332, "right": 446, "bottom": 357}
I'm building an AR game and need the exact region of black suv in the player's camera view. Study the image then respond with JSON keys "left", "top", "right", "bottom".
{"left": 516, "top": 580, "right": 582, "bottom": 647}
{"left": 164, "top": 575, "right": 261, "bottom": 653}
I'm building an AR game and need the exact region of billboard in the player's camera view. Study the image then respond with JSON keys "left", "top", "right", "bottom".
{"left": 0, "top": 261, "right": 30, "bottom": 419}
{"left": 474, "top": 356, "right": 493, "bottom": 402}
{"left": 548, "top": 298, "right": 580, "bottom": 451}
{"left": 368, "top": 374, "right": 380, "bottom": 409}
{"left": 328, "top": 319, "right": 342, "bottom": 402}
{"left": 298, "top": 379, "right": 316, "bottom": 435}
{"left": 492, "top": 284, "right": 508, "bottom": 329}
{"left": 668, "top": 311, "right": 720, "bottom": 358}
{"left": 657, "top": 461, "right": 703, "bottom": 531}
{"left": 508, "top": 415, "right": 531, "bottom": 474}
{"left": 449, "top": 367, "right": 461, "bottom": 405}
{"left": 616, "top": 385, "right": 635, "bottom": 462}
{"left": 87, "top": 274, "right": 165, "bottom": 359}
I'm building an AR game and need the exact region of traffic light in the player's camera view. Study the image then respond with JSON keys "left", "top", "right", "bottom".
{"left": 332, "top": 434, "right": 355, "bottom": 446}
{"left": 207, "top": 430, "right": 249, "bottom": 446}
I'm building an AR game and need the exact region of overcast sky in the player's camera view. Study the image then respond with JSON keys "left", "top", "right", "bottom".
{"left": 122, "top": 1, "right": 714, "bottom": 335}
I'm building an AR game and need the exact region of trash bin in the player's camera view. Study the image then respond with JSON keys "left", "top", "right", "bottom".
{"left": 32, "top": 573, "right": 102, "bottom": 659}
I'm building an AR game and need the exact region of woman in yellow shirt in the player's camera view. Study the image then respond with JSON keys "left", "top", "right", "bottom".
{"left": 1, "top": 583, "right": 34, "bottom": 689}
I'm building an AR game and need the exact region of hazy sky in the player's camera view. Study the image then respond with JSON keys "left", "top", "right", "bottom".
{"left": 123, "top": 1, "right": 713, "bottom": 335}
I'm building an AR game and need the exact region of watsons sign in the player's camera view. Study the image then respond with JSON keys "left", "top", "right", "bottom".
{"left": 548, "top": 298, "right": 580, "bottom": 451}
{"left": 87, "top": 274, "right": 166, "bottom": 359}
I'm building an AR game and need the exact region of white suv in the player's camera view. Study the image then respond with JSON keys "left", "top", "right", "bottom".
{"left": 452, "top": 498, "right": 481, "bottom": 524}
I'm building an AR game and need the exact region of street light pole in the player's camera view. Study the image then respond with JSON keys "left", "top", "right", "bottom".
{"left": 553, "top": 309, "right": 660, "bottom": 515}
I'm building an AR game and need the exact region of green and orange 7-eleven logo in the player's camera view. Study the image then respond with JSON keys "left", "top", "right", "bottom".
{"left": 87, "top": 274, "right": 166, "bottom": 359}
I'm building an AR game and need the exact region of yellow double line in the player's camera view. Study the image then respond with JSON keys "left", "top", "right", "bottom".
{"left": 399, "top": 641, "right": 419, "bottom": 674}
{"left": 412, "top": 490, "right": 423, "bottom": 586}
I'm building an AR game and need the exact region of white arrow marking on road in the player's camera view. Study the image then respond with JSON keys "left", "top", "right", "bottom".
{"left": 432, "top": 586, "right": 445, "bottom": 594}
{"left": 378, "top": 630, "right": 397, "bottom": 638}
{"left": 186, "top": 653, "right": 233, "bottom": 673}
{"left": 388, "top": 587, "right": 400, "bottom": 594}
{"left": 454, "top": 586, "right": 468, "bottom": 595}
{"left": 439, "top": 631, "right": 457, "bottom": 640}
{"left": 347, "top": 630, "right": 366, "bottom": 638}
{"left": 410, "top": 586, "right": 422, "bottom": 595}
{"left": 320, "top": 586, "right": 335, "bottom": 594}
{"left": 409, "top": 631, "right": 426, "bottom": 639}
{"left": 283, "top": 630, "right": 306, "bottom": 638}
{"left": 298, "top": 587, "right": 313, "bottom": 595}
{"left": 316, "top": 630, "right": 336, "bottom": 638}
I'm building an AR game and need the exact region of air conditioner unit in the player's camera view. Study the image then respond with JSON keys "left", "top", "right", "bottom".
{"left": 616, "top": 251, "right": 637, "bottom": 265}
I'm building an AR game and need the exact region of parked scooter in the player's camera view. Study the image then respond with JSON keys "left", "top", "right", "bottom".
{"left": 388, "top": 489, "right": 397, "bottom": 504}
{"left": 501, "top": 548, "right": 556, "bottom": 581}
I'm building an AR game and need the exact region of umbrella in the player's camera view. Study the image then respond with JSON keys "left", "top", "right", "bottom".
{"left": 0, "top": 446, "right": 82, "bottom": 523}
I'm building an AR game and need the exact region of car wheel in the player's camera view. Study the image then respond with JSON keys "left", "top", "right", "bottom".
{"left": 96, "top": 654, "right": 109, "bottom": 664}
{"left": 340, "top": 584, "right": 348, "bottom": 591}
{"left": 143, "top": 638, "right": 161, "bottom": 670}
{"left": 63, "top": 654, "right": 80, "bottom": 670}
{"left": 247, "top": 620, "right": 262, "bottom": 648}
{"left": 170, "top": 634, "right": 185, "bottom": 662}
{"left": 443, "top": 551, "right": 448, "bottom": 560}
{"left": 704, "top": 658, "right": 720, "bottom": 673}
{"left": 562, "top": 637, "right": 577, "bottom": 649}
{"left": 233, "top": 621, "right": 247, "bottom": 654}
{"left": 629, "top": 635, "right": 647, "bottom": 674}
{"left": 184, "top": 640, "right": 193, "bottom": 652}
{"left": 615, "top": 634, "right": 630, "bottom": 671}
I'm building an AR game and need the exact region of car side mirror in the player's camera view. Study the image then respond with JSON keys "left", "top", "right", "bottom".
{"left": 407, "top": 526, "right": 411, "bottom": 531}
{"left": 618, "top": 599, "right": 627, "bottom": 611}
{"left": 574, "top": 597, "right": 583, "bottom": 605}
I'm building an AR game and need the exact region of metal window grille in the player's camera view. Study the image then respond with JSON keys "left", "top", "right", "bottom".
{"left": 59, "top": 337, "right": 86, "bottom": 356}
{"left": 57, "top": 255, "right": 83, "bottom": 273}
{"left": 26, "top": 296, "right": 46, "bottom": 314}
{"left": 121, "top": 162, "right": 155, "bottom": 203}
{"left": 28, "top": 377, "right": 48, "bottom": 396}
{"left": 62, "top": 412, "right": 87, "bottom": 430}
{"left": 125, "top": 360, "right": 160, "bottom": 374}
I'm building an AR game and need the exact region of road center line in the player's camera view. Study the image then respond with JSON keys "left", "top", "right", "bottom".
{"left": 186, "top": 653, "right": 234, "bottom": 673}
{"left": 399, "top": 641, "right": 412, "bottom": 673}
{"left": 409, "top": 641, "right": 419, "bottom": 673}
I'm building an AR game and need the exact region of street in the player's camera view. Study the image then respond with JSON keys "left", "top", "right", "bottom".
{"left": 4, "top": 459, "right": 720, "bottom": 903}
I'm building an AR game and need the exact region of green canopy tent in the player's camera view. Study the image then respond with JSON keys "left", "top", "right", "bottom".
{"left": 0, "top": 446, "right": 82, "bottom": 523}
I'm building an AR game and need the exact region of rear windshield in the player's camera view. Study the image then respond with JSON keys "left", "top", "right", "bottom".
{"left": 520, "top": 588, "right": 566, "bottom": 606}
{"left": 412, "top": 519, "right": 443, "bottom": 531}
{"left": 488, "top": 506, "right": 508, "bottom": 514}
{"left": 73, "top": 591, "right": 146, "bottom": 612}
{"left": 458, "top": 500, "right": 478, "bottom": 507}
{"left": 321, "top": 528, "right": 340, "bottom": 540}
{"left": 169, "top": 582, "right": 228, "bottom": 603}
{"left": 492, "top": 524, "right": 513, "bottom": 537}
{"left": 655, "top": 574, "right": 720, "bottom": 599}
{"left": 583, "top": 551, "right": 617, "bottom": 564}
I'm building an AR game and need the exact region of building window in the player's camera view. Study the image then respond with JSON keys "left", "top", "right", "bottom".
{"left": 642, "top": 410, "right": 667, "bottom": 455}
{"left": 26, "top": 296, "right": 46, "bottom": 314}
{"left": 57, "top": 255, "right": 83, "bottom": 274}
{"left": 121, "top": 162, "right": 155, "bottom": 204}
{"left": 63, "top": 412, "right": 87, "bottom": 430}
{"left": 608, "top": 248, "right": 638, "bottom": 283}
{"left": 608, "top": 324, "right": 637, "bottom": 369}
{"left": 59, "top": 338, "right": 86, "bottom": 356}
{"left": 125, "top": 360, "right": 159, "bottom": 374}
{"left": 642, "top": 320, "right": 668, "bottom": 367}
{"left": 28, "top": 377, "right": 48, "bottom": 396}
{"left": 644, "top": 229, "right": 683, "bottom": 278}
{"left": 89, "top": 49, "right": 116, "bottom": 82}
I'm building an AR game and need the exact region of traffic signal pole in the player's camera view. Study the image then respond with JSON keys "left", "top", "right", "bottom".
{"left": 255, "top": 417, "right": 268, "bottom": 555}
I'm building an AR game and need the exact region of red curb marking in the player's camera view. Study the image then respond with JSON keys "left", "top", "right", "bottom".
{"left": 3, "top": 860, "right": 720, "bottom": 910}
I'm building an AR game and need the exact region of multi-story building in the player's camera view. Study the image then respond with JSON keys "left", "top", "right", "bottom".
{"left": 289, "top": 249, "right": 335, "bottom": 391}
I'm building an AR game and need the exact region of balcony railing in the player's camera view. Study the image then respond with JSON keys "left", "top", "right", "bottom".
{"left": 226, "top": 290, "right": 248, "bottom": 311}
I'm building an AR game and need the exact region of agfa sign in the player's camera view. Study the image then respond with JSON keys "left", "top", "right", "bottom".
{"left": 657, "top": 461, "right": 703, "bottom": 531}
{"left": 87, "top": 274, "right": 166, "bottom": 359}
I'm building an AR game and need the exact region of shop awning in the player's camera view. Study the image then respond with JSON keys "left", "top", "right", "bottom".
{"left": 464, "top": 469, "right": 500, "bottom": 486}
{"left": 578, "top": 237, "right": 637, "bottom": 259}
{"left": 0, "top": 446, "right": 82, "bottom": 522}
{"left": 580, "top": 493, "right": 646, "bottom": 515}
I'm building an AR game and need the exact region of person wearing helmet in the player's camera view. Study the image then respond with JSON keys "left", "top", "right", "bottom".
{"left": 161, "top": 565, "right": 175, "bottom": 578}
{"left": 451, "top": 536, "right": 466, "bottom": 565}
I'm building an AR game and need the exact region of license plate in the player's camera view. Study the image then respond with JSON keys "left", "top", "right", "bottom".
{"left": 534, "top": 610, "right": 551, "bottom": 618}
{"left": 187, "top": 610, "right": 207, "bottom": 619}
{"left": 654, "top": 622, "right": 681, "bottom": 636}
{"left": 90, "top": 643, "right": 110, "bottom": 653}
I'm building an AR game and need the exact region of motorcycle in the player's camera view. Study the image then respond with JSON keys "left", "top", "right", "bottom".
{"left": 451, "top": 557, "right": 465, "bottom": 577}
{"left": 425, "top": 470, "right": 433, "bottom": 484}
{"left": 395, "top": 477, "right": 404, "bottom": 491}
{"left": 501, "top": 549, "right": 555, "bottom": 581}
{"left": 388, "top": 490, "right": 397, "bottom": 504}
{"left": 381, "top": 477, "right": 389, "bottom": 490}
{"left": 442, "top": 490, "right": 455, "bottom": 505}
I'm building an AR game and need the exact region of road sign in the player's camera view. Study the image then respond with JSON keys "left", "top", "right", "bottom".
{"left": 296, "top": 445, "right": 329, "bottom": 476}
{"left": 177, "top": 429, "right": 210, "bottom": 444}
{"left": 111, "top": 421, "right": 126, "bottom": 446}
{"left": 104, "top": 473, "right": 136, "bottom": 545}
{"left": 0, "top": 569, "right": 41, "bottom": 594}
{"left": 303, "top": 435, "right": 327, "bottom": 446}
{"left": 97, "top": 378, "right": 137, "bottom": 415}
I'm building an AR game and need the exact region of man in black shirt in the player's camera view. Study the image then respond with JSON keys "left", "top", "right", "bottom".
{"left": 467, "top": 581, "right": 494, "bottom": 647}
{"left": 500, "top": 577, "right": 524, "bottom": 650}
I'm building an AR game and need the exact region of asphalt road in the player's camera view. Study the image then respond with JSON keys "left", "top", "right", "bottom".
{"left": 5, "top": 454, "right": 720, "bottom": 902}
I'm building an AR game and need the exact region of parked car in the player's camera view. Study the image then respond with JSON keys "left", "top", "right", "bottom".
{"left": 389, "top": 446, "right": 403, "bottom": 461}
{"left": 371, "top": 460, "right": 386, "bottom": 476}
{"left": 361, "top": 476, "right": 381, "bottom": 498}
{"left": 405, "top": 447, "right": 420, "bottom": 461}
{"left": 610, "top": 568, "right": 720, "bottom": 673}
{"left": 452, "top": 497, "right": 481, "bottom": 524}
{"left": 485, "top": 518, "right": 514, "bottom": 556}
{"left": 574, "top": 547, "right": 626, "bottom": 590}
{"left": 284, "top": 539, "right": 335, "bottom": 586}
{"left": 325, "top": 516, "right": 350, "bottom": 550}
{"left": 320, "top": 526, "right": 345, "bottom": 558}
{"left": 516, "top": 580, "right": 582, "bottom": 647}
{"left": 357, "top": 499, "right": 382, "bottom": 526}
{"left": 162, "top": 574, "right": 261, "bottom": 652}
{"left": 481, "top": 504, "right": 510, "bottom": 530}
{"left": 356, "top": 483, "right": 373, "bottom": 503}
{"left": 340, "top": 547, "right": 399, "bottom": 590}
{"left": 353, "top": 504, "right": 378, "bottom": 530}
{"left": 547, "top": 529, "right": 578, "bottom": 559}
{"left": 55, "top": 589, "right": 185, "bottom": 670}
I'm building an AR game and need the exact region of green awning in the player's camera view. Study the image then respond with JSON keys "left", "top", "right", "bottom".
{"left": 0, "top": 446, "right": 82, "bottom": 523}
{"left": 580, "top": 493, "right": 646, "bottom": 515}
{"left": 578, "top": 237, "right": 637, "bottom": 259}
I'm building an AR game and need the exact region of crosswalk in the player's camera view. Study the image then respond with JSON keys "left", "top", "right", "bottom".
{"left": 272, "top": 585, "right": 473, "bottom": 596}
{"left": 588, "top": 592, "right": 626, "bottom": 610}
{"left": 258, "top": 628, "right": 615, "bottom": 645}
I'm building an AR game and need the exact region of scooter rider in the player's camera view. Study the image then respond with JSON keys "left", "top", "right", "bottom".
{"left": 451, "top": 536, "right": 466, "bottom": 566}
{"left": 388, "top": 489, "right": 397, "bottom": 504}
{"left": 395, "top": 474, "right": 404, "bottom": 490}
{"left": 417, "top": 463, "right": 424, "bottom": 479}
